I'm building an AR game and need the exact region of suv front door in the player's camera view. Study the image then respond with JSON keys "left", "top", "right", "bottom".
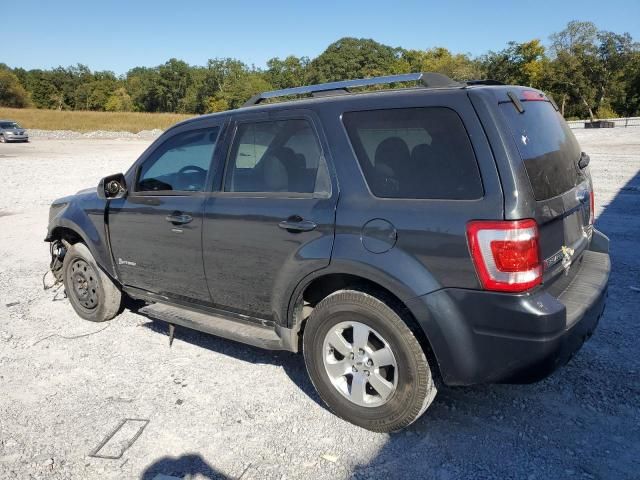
{"left": 203, "top": 111, "right": 337, "bottom": 322}
{"left": 108, "top": 123, "right": 223, "bottom": 303}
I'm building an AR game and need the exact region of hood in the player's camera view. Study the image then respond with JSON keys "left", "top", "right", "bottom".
{"left": 76, "top": 186, "right": 97, "bottom": 195}
{"left": 51, "top": 186, "right": 97, "bottom": 206}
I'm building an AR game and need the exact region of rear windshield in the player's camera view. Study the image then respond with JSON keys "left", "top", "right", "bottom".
{"left": 343, "top": 107, "right": 483, "bottom": 199}
{"left": 500, "top": 100, "right": 582, "bottom": 200}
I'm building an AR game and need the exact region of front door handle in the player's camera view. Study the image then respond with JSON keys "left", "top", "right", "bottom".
{"left": 278, "top": 216, "right": 317, "bottom": 232}
{"left": 166, "top": 212, "right": 193, "bottom": 225}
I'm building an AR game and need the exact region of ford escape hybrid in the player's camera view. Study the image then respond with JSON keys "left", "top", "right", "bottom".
{"left": 45, "top": 72, "right": 610, "bottom": 432}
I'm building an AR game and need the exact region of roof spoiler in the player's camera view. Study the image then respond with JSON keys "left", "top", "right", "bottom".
{"left": 243, "top": 72, "right": 464, "bottom": 107}
{"left": 466, "top": 79, "right": 504, "bottom": 86}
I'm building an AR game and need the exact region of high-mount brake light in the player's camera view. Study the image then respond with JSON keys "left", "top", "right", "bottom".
{"left": 521, "top": 90, "right": 547, "bottom": 101}
{"left": 466, "top": 219, "right": 542, "bottom": 293}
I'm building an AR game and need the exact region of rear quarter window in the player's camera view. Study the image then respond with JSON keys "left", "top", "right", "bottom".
{"left": 500, "top": 100, "right": 583, "bottom": 200}
{"left": 342, "top": 107, "right": 483, "bottom": 200}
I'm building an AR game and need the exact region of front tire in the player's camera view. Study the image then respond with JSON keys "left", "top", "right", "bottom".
{"left": 62, "top": 242, "right": 122, "bottom": 322}
{"left": 303, "top": 290, "right": 437, "bottom": 432}
{"left": 0, "top": 135, "right": 6, "bottom": 143}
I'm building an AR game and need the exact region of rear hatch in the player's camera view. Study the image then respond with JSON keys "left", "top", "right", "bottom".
{"left": 499, "top": 90, "right": 593, "bottom": 284}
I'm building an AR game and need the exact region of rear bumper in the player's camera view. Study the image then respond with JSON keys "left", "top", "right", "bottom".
{"left": 408, "top": 243, "right": 610, "bottom": 386}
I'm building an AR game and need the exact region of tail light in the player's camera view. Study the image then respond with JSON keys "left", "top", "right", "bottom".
{"left": 589, "top": 190, "right": 595, "bottom": 225}
{"left": 466, "top": 219, "right": 542, "bottom": 293}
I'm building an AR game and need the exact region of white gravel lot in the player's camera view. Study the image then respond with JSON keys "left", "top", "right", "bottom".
{"left": 0, "top": 129, "right": 639, "bottom": 480}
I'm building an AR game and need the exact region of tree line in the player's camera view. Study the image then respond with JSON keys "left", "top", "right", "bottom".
{"left": 1, "top": 21, "right": 638, "bottom": 120}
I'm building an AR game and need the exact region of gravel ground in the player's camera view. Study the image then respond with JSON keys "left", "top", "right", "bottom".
{"left": 0, "top": 129, "right": 639, "bottom": 480}
{"left": 27, "top": 129, "right": 163, "bottom": 140}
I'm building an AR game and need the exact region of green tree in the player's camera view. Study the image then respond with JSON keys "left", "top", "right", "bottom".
{"left": 3, "top": 24, "right": 638, "bottom": 119}
{"left": 402, "top": 47, "right": 482, "bottom": 80}
{"left": 193, "top": 59, "right": 267, "bottom": 111}
{"left": 105, "top": 87, "right": 134, "bottom": 112}
{"left": 265, "top": 56, "right": 310, "bottom": 88}
{"left": 308, "top": 38, "right": 402, "bottom": 83}
{"left": 157, "top": 58, "right": 192, "bottom": 112}
{"left": 22, "top": 70, "right": 58, "bottom": 109}
{"left": 126, "top": 59, "right": 195, "bottom": 113}
{"left": 548, "top": 21, "right": 600, "bottom": 119}
{"left": 201, "top": 59, "right": 272, "bottom": 111}
{"left": 617, "top": 51, "right": 640, "bottom": 116}
{"left": 593, "top": 31, "right": 637, "bottom": 115}
{"left": 179, "top": 67, "right": 208, "bottom": 113}
{"left": 0, "top": 69, "right": 30, "bottom": 107}
{"left": 483, "top": 40, "right": 547, "bottom": 87}
{"left": 126, "top": 67, "right": 163, "bottom": 112}
{"left": 74, "top": 77, "right": 117, "bottom": 110}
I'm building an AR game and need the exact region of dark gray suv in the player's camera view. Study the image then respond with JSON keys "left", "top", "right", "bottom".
{"left": 0, "top": 120, "right": 29, "bottom": 142}
{"left": 45, "top": 73, "right": 610, "bottom": 432}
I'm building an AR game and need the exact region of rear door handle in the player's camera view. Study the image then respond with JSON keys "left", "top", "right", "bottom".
{"left": 278, "top": 216, "right": 317, "bottom": 232}
{"left": 166, "top": 213, "right": 193, "bottom": 225}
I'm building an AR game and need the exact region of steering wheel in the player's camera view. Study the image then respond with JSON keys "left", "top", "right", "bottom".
{"left": 178, "top": 165, "right": 207, "bottom": 174}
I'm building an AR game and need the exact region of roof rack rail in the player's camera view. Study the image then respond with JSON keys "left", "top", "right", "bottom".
{"left": 466, "top": 79, "right": 505, "bottom": 86}
{"left": 243, "top": 72, "right": 463, "bottom": 107}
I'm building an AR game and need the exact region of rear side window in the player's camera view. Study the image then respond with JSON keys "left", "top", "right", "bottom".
{"left": 342, "top": 107, "right": 483, "bottom": 199}
{"left": 225, "top": 119, "right": 328, "bottom": 194}
{"left": 500, "top": 100, "right": 583, "bottom": 200}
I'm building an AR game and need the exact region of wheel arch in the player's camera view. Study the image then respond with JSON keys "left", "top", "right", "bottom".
{"left": 288, "top": 270, "right": 443, "bottom": 382}
{"left": 47, "top": 225, "right": 85, "bottom": 245}
{"left": 46, "top": 218, "right": 117, "bottom": 281}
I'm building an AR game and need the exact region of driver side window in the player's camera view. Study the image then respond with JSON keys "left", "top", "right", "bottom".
{"left": 137, "top": 127, "right": 220, "bottom": 192}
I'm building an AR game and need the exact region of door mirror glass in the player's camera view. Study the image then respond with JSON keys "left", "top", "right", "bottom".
{"left": 98, "top": 173, "right": 127, "bottom": 199}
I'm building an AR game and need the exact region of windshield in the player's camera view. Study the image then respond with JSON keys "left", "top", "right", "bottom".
{"left": 500, "top": 101, "right": 583, "bottom": 200}
{"left": 0, "top": 122, "right": 20, "bottom": 129}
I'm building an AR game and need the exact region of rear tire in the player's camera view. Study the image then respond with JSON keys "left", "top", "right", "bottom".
{"left": 62, "top": 242, "right": 122, "bottom": 322}
{"left": 303, "top": 290, "right": 436, "bottom": 432}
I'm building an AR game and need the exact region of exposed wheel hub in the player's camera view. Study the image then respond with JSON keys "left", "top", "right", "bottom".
{"left": 322, "top": 321, "right": 398, "bottom": 408}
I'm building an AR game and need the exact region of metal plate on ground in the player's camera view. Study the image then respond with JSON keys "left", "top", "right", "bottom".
{"left": 89, "top": 418, "right": 149, "bottom": 459}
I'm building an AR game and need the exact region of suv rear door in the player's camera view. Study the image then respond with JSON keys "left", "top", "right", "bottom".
{"left": 492, "top": 89, "right": 593, "bottom": 282}
{"left": 202, "top": 109, "right": 337, "bottom": 322}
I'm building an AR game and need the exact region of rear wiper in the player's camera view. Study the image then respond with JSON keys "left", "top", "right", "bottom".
{"left": 578, "top": 152, "right": 590, "bottom": 169}
{"left": 507, "top": 91, "right": 525, "bottom": 113}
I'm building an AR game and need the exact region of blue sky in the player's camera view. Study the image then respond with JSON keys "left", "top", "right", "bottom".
{"left": 5, "top": 0, "right": 639, "bottom": 74}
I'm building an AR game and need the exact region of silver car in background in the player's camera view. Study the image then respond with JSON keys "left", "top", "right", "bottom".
{"left": 0, "top": 120, "right": 29, "bottom": 143}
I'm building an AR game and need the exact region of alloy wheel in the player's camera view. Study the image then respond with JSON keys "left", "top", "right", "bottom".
{"left": 322, "top": 321, "right": 398, "bottom": 407}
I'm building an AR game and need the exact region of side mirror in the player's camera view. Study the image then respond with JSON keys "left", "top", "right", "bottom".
{"left": 578, "top": 152, "right": 590, "bottom": 169}
{"left": 98, "top": 173, "right": 127, "bottom": 200}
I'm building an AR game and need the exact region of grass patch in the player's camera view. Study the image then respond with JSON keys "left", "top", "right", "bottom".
{"left": 0, "top": 108, "right": 195, "bottom": 133}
